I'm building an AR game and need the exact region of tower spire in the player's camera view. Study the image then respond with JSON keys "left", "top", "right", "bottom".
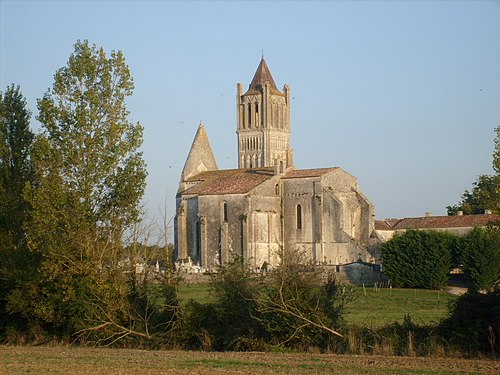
{"left": 236, "top": 58, "right": 292, "bottom": 170}
{"left": 180, "top": 123, "right": 218, "bottom": 182}
{"left": 247, "top": 56, "right": 279, "bottom": 92}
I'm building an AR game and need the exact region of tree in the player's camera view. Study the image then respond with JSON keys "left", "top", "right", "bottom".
{"left": 0, "top": 84, "right": 35, "bottom": 338}
{"left": 255, "top": 249, "right": 354, "bottom": 350}
{"left": 0, "top": 84, "right": 34, "bottom": 245}
{"left": 447, "top": 174, "right": 500, "bottom": 215}
{"left": 447, "top": 126, "right": 500, "bottom": 215}
{"left": 6, "top": 40, "right": 147, "bottom": 340}
{"left": 381, "top": 230, "right": 454, "bottom": 289}
{"left": 457, "top": 227, "right": 500, "bottom": 292}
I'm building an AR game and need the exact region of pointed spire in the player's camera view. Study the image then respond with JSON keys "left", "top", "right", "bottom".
{"left": 181, "top": 122, "right": 218, "bottom": 181}
{"left": 248, "top": 57, "right": 279, "bottom": 91}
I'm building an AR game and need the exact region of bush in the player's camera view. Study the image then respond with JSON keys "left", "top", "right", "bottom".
{"left": 381, "top": 230, "right": 454, "bottom": 289}
{"left": 457, "top": 227, "right": 500, "bottom": 291}
{"left": 439, "top": 290, "right": 500, "bottom": 356}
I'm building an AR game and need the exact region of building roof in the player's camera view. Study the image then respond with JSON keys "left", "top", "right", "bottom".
{"left": 182, "top": 168, "right": 275, "bottom": 195}
{"left": 283, "top": 167, "right": 339, "bottom": 179}
{"left": 375, "top": 214, "right": 499, "bottom": 231}
{"left": 245, "top": 57, "right": 281, "bottom": 95}
{"left": 181, "top": 166, "right": 345, "bottom": 196}
{"left": 181, "top": 123, "right": 218, "bottom": 180}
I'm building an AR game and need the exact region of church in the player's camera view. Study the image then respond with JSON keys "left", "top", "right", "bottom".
{"left": 174, "top": 58, "right": 376, "bottom": 271}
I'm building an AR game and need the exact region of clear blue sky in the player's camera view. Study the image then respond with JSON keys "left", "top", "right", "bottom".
{"left": 2, "top": 1, "right": 499, "bottom": 238}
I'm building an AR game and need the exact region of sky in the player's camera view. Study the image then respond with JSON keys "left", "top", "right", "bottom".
{"left": 1, "top": 0, "right": 499, "bottom": 240}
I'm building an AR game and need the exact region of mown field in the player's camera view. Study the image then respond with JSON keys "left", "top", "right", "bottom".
{"left": 177, "top": 284, "right": 458, "bottom": 327}
{"left": 1, "top": 346, "right": 498, "bottom": 374}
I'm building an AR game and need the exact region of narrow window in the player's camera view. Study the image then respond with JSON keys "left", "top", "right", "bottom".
{"left": 195, "top": 221, "right": 201, "bottom": 261}
{"left": 248, "top": 104, "right": 252, "bottom": 128}
{"left": 255, "top": 102, "right": 259, "bottom": 113}
{"left": 296, "top": 204, "right": 302, "bottom": 230}
{"left": 279, "top": 161, "right": 284, "bottom": 174}
{"left": 275, "top": 184, "right": 279, "bottom": 195}
{"left": 223, "top": 202, "right": 228, "bottom": 222}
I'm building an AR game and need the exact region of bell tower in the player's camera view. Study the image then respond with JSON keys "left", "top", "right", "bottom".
{"left": 236, "top": 57, "right": 292, "bottom": 170}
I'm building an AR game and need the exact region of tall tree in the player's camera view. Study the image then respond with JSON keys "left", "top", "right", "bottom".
{"left": 8, "top": 40, "right": 147, "bottom": 338}
{"left": 0, "top": 84, "right": 34, "bottom": 246}
{"left": 0, "top": 84, "right": 35, "bottom": 338}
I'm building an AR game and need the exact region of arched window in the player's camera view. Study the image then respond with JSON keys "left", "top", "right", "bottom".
{"left": 275, "top": 184, "right": 279, "bottom": 195}
{"left": 223, "top": 202, "right": 228, "bottom": 222}
{"left": 296, "top": 204, "right": 302, "bottom": 230}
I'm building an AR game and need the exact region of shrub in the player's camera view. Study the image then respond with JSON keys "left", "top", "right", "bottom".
{"left": 457, "top": 227, "right": 500, "bottom": 292}
{"left": 381, "top": 230, "right": 454, "bottom": 289}
{"left": 439, "top": 290, "right": 500, "bottom": 356}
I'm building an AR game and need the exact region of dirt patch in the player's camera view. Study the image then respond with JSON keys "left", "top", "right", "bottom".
{"left": 1, "top": 346, "right": 498, "bottom": 374}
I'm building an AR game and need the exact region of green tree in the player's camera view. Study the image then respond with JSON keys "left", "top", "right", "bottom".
{"left": 256, "top": 249, "right": 353, "bottom": 350}
{"left": 381, "top": 230, "right": 454, "bottom": 289}
{"left": 457, "top": 227, "right": 500, "bottom": 292}
{"left": 447, "top": 174, "right": 500, "bottom": 215}
{"left": 7, "top": 40, "right": 147, "bottom": 340}
{"left": 447, "top": 126, "right": 500, "bottom": 215}
{"left": 0, "top": 84, "right": 34, "bottom": 245}
{"left": 0, "top": 84, "right": 35, "bottom": 338}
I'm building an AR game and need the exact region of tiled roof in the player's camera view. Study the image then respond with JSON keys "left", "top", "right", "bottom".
{"left": 375, "top": 220, "right": 393, "bottom": 230}
{"left": 375, "top": 214, "right": 499, "bottom": 230}
{"left": 283, "top": 167, "right": 339, "bottom": 179}
{"left": 182, "top": 168, "right": 275, "bottom": 195}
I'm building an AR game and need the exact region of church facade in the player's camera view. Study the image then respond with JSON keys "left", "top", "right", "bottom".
{"left": 175, "top": 58, "right": 376, "bottom": 271}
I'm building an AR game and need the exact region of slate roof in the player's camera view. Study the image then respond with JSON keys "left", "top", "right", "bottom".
{"left": 283, "top": 167, "right": 339, "bottom": 179}
{"left": 375, "top": 214, "right": 499, "bottom": 230}
{"left": 182, "top": 168, "right": 275, "bottom": 195}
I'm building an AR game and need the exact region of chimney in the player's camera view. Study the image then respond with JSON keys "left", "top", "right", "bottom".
{"left": 457, "top": 211, "right": 463, "bottom": 216}
{"left": 485, "top": 209, "right": 492, "bottom": 215}
{"left": 425, "top": 212, "right": 432, "bottom": 217}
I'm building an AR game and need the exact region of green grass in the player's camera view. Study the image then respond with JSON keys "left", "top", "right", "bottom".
{"left": 345, "top": 287, "right": 457, "bottom": 327}
{"left": 177, "top": 284, "right": 458, "bottom": 327}
{"left": 177, "top": 283, "right": 214, "bottom": 304}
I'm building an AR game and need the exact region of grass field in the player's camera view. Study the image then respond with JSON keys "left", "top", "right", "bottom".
{"left": 1, "top": 346, "right": 498, "bottom": 374}
{"left": 177, "top": 284, "right": 457, "bottom": 327}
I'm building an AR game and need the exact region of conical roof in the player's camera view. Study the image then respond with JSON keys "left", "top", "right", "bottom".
{"left": 248, "top": 57, "right": 279, "bottom": 92}
{"left": 181, "top": 122, "right": 218, "bottom": 181}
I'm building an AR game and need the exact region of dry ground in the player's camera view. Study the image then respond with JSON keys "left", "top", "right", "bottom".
{"left": 1, "top": 346, "right": 498, "bottom": 374}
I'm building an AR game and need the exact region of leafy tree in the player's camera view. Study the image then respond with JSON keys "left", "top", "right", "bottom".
{"left": 0, "top": 84, "right": 34, "bottom": 245}
{"left": 447, "top": 126, "right": 500, "bottom": 215}
{"left": 381, "top": 230, "right": 454, "bottom": 289}
{"left": 256, "top": 249, "right": 354, "bottom": 350}
{"left": 457, "top": 227, "right": 500, "bottom": 292}
{"left": 6, "top": 40, "right": 147, "bottom": 340}
{"left": 0, "top": 84, "right": 35, "bottom": 338}
{"left": 179, "top": 258, "right": 267, "bottom": 351}
{"left": 447, "top": 174, "right": 500, "bottom": 215}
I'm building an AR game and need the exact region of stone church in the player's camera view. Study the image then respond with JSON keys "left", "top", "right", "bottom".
{"left": 175, "top": 58, "right": 376, "bottom": 271}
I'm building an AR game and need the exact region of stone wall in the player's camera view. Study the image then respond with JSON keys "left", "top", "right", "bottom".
{"left": 179, "top": 261, "right": 388, "bottom": 287}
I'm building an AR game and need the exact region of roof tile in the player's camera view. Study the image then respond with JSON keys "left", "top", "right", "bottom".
{"left": 376, "top": 214, "right": 499, "bottom": 230}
